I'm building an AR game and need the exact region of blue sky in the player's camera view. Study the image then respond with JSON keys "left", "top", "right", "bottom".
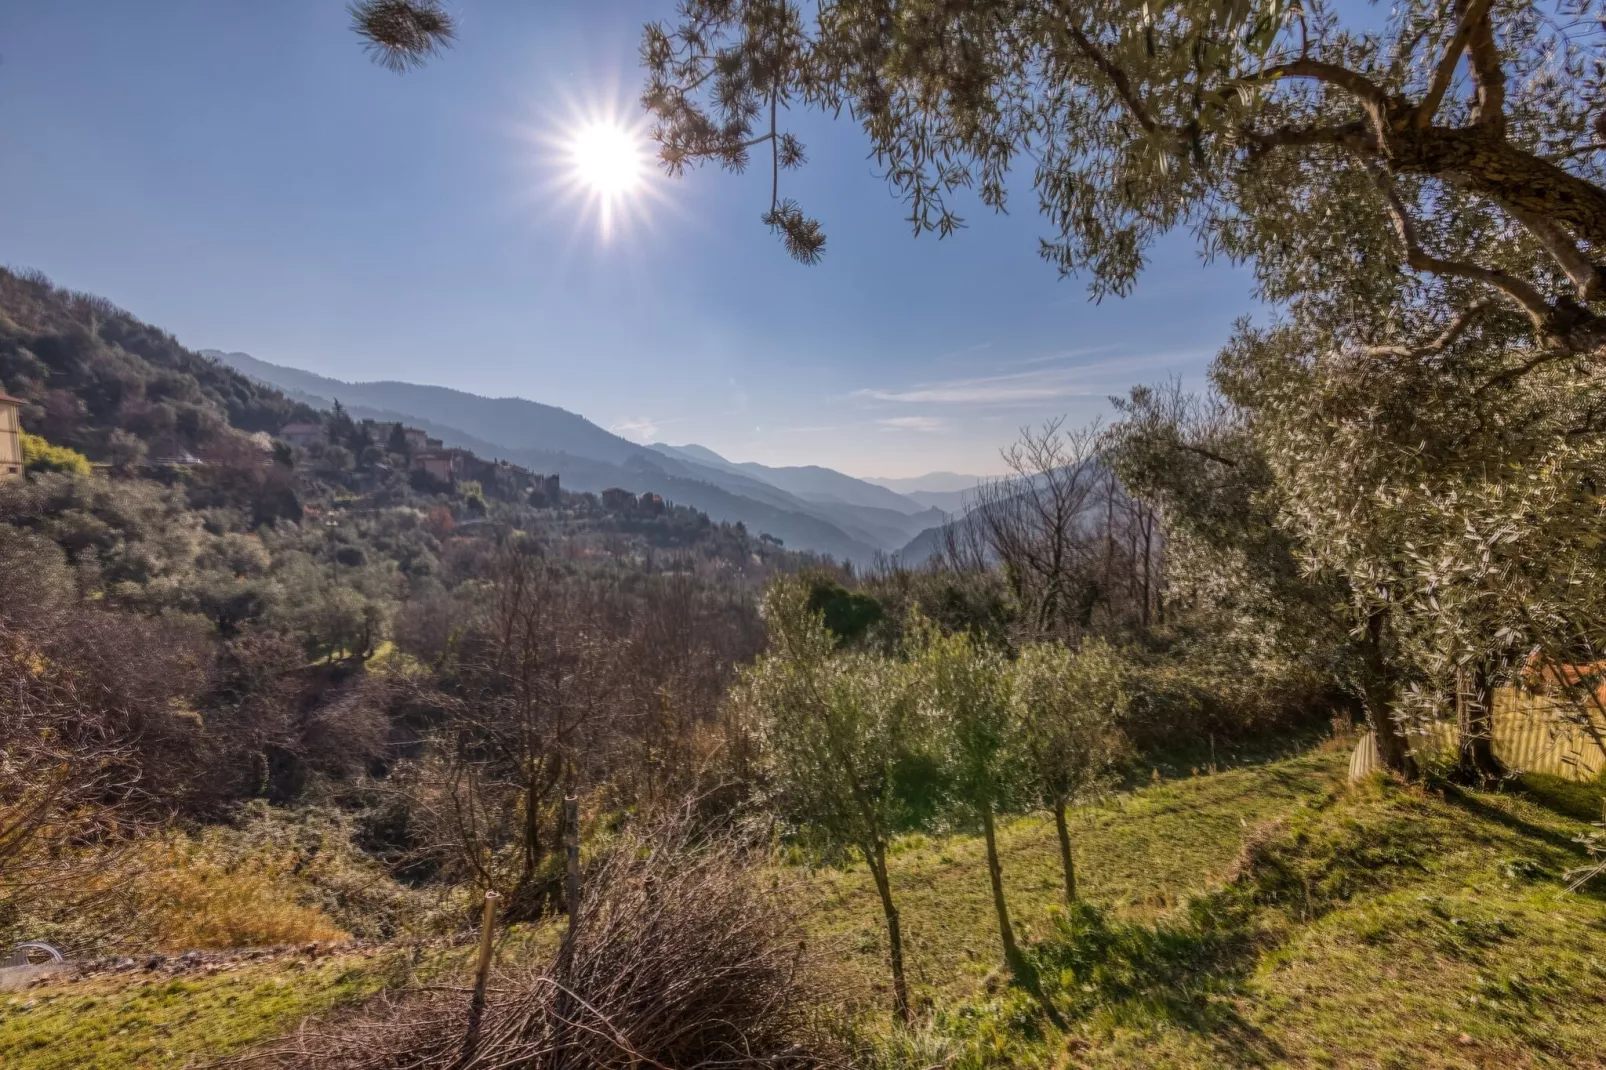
{"left": 0, "top": 1, "right": 1260, "bottom": 478}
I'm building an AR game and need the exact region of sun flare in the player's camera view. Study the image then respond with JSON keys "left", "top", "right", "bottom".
{"left": 523, "top": 105, "right": 661, "bottom": 243}
{"left": 570, "top": 122, "right": 643, "bottom": 198}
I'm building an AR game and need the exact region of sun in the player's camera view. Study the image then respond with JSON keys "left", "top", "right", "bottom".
{"left": 516, "top": 102, "right": 663, "bottom": 244}
{"left": 570, "top": 122, "right": 643, "bottom": 198}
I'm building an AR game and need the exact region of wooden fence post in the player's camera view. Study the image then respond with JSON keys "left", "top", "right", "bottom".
{"left": 552, "top": 797, "right": 582, "bottom": 1063}
{"left": 457, "top": 888, "right": 500, "bottom": 1067}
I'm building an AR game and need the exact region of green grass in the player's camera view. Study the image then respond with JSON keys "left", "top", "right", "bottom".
{"left": 820, "top": 743, "right": 1606, "bottom": 1068}
{"left": 8, "top": 737, "right": 1604, "bottom": 1069}
{"left": 0, "top": 953, "right": 400, "bottom": 1069}
{"left": 803, "top": 746, "right": 1348, "bottom": 1011}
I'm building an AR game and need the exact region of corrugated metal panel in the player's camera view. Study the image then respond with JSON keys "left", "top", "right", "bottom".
{"left": 1347, "top": 723, "right": 1457, "bottom": 781}
{"left": 1491, "top": 687, "right": 1606, "bottom": 781}
{"left": 1348, "top": 732, "right": 1379, "bottom": 780}
{"left": 1346, "top": 696, "right": 1606, "bottom": 783}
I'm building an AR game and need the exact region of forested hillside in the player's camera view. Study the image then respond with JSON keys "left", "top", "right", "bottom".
{"left": 0, "top": 267, "right": 815, "bottom": 952}
{"left": 7, "top": 0, "right": 1606, "bottom": 1063}
{"left": 210, "top": 349, "right": 950, "bottom": 563}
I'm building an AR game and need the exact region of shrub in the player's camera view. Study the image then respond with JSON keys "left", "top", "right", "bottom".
{"left": 21, "top": 432, "right": 92, "bottom": 476}
{"left": 242, "top": 812, "right": 830, "bottom": 1069}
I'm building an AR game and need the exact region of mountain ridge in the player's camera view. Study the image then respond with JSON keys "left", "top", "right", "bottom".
{"left": 207, "top": 350, "right": 945, "bottom": 563}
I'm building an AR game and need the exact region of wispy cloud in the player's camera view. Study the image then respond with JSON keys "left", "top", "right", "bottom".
{"left": 878, "top": 416, "right": 948, "bottom": 433}
{"left": 610, "top": 416, "right": 659, "bottom": 442}
{"left": 855, "top": 349, "right": 1209, "bottom": 407}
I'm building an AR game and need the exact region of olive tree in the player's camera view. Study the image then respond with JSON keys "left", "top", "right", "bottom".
{"left": 1102, "top": 379, "right": 1420, "bottom": 771}
{"left": 1013, "top": 640, "right": 1127, "bottom": 903}
{"left": 1214, "top": 318, "right": 1606, "bottom": 781}
{"left": 912, "top": 625, "right": 1029, "bottom": 974}
{"left": 736, "top": 578, "right": 930, "bottom": 1021}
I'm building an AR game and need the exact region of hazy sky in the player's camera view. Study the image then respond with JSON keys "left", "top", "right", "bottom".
{"left": 0, "top": 1, "right": 1260, "bottom": 479}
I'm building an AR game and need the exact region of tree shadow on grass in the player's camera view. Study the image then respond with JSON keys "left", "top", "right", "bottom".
{"left": 1439, "top": 783, "right": 1596, "bottom": 856}
{"left": 1507, "top": 772, "right": 1606, "bottom": 824}
{"left": 1438, "top": 783, "right": 1606, "bottom": 904}
{"left": 1024, "top": 898, "right": 1287, "bottom": 1065}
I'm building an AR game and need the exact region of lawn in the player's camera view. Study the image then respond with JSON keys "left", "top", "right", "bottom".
{"left": 806, "top": 741, "right": 1606, "bottom": 1068}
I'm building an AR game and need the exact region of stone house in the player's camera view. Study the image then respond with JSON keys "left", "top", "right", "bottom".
{"left": 412, "top": 448, "right": 465, "bottom": 484}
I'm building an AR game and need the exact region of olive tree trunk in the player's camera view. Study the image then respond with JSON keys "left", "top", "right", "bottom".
{"left": 1455, "top": 663, "right": 1504, "bottom": 784}
{"left": 865, "top": 839, "right": 911, "bottom": 1023}
{"left": 1361, "top": 610, "right": 1418, "bottom": 778}
{"left": 979, "top": 804, "right": 1022, "bottom": 971}
{"left": 1052, "top": 797, "right": 1077, "bottom": 904}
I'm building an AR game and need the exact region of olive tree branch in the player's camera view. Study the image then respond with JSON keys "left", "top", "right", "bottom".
{"left": 1369, "top": 166, "right": 1554, "bottom": 329}
{"left": 1414, "top": 0, "right": 1496, "bottom": 130}
{"left": 1504, "top": 204, "right": 1605, "bottom": 303}
{"left": 1362, "top": 298, "right": 1499, "bottom": 358}
{"left": 1048, "top": 7, "right": 1170, "bottom": 136}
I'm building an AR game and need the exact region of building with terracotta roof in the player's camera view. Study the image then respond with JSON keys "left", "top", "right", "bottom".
{"left": 278, "top": 421, "right": 326, "bottom": 448}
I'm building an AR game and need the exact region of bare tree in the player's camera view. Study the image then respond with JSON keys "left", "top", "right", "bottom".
{"left": 966, "top": 419, "right": 1106, "bottom": 642}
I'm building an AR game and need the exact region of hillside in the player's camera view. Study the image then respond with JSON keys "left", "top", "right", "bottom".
{"left": 8, "top": 737, "right": 1604, "bottom": 1068}
{"left": 652, "top": 443, "right": 930, "bottom": 515}
{"left": 209, "top": 350, "right": 893, "bottom": 562}
{"left": 0, "top": 271, "right": 315, "bottom": 464}
{"left": 209, "top": 350, "right": 651, "bottom": 466}
{"left": 865, "top": 473, "right": 985, "bottom": 515}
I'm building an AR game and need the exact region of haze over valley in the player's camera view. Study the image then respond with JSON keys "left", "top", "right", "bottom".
{"left": 209, "top": 349, "right": 971, "bottom": 564}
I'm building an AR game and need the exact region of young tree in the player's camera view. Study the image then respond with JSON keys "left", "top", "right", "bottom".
{"left": 737, "top": 578, "right": 928, "bottom": 1021}
{"left": 913, "top": 625, "right": 1027, "bottom": 975}
{"left": 1013, "top": 640, "right": 1127, "bottom": 903}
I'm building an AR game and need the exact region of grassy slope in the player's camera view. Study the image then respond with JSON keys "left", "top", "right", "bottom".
{"left": 5, "top": 740, "right": 1602, "bottom": 1068}
{"left": 0, "top": 955, "right": 392, "bottom": 1070}
{"left": 809, "top": 741, "right": 1606, "bottom": 1068}
{"left": 806, "top": 749, "right": 1344, "bottom": 1011}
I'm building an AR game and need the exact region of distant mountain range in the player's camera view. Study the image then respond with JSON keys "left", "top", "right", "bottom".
{"left": 205, "top": 351, "right": 975, "bottom": 564}
{"left": 861, "top": 471, "right": 987, "bottom": 515}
